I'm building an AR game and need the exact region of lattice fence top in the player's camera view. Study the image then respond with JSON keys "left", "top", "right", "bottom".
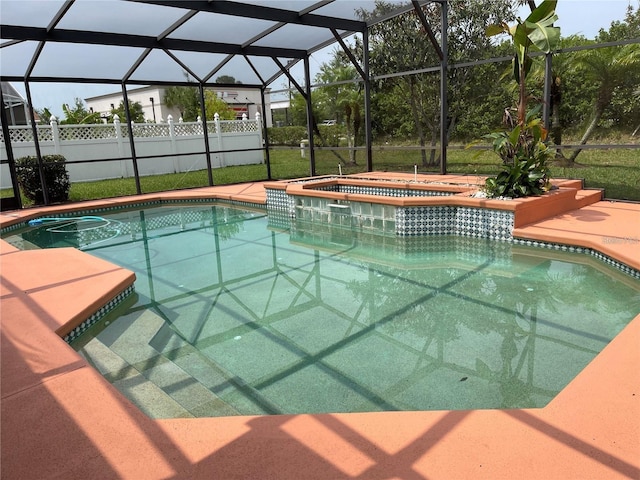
{"left": 2, "top": 118, "right": 260, "bottom": 143}
{"left": 59, "top": 124, "right": 117, "bottom": 141}
{"left": 220, "top": 120, "right": 258, "bottom": 133}
{"left": 4, "top": 125, "right": 54, "bottom": 143}
{"left": 174, "top": 123, "right": 205, "bottom": 136}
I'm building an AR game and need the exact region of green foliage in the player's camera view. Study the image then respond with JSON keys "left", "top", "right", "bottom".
{"left": 482, "top": 1, "right": 559, "bottom": 198}
{"left": 204, "top": 90, "right": 235, "bottom": 120}
{"left": 15, "top": 155, "right": 70, "bottom": 204}
{"left": 289, "top": 90, "right": 323, "bottom": 126}
{"left": 484, "top": 141, "right": 552, "bottom": 199}
{"left": 110, "top": 100, "right": 145, "bottom": 123}
{"left": 361, "top": 0, "right": 517, "bottom": 166}
{"left": 596, "top": 5, "right": 640, "bottom": 41}
{"left": 487, "top": 0, "right": 560, "bottom": 125}
{"left": 60, "top": 98, "right": 102, "bottom": 124}
{"left": 266, "top": 126, "right": 308, "bottom": 145}
{"left": 215, "top": 75, "right": 242, "bottom": 84}
{"left": 314, "top": 50, "right": 364, "bottom": 163}
{"left": 35, "top": 107, "right": 53, "bottom": 124}
{"left": 164, "top": 86, "right": 200, "bottom": 121}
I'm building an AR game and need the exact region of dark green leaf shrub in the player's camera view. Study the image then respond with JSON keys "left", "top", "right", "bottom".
{"left": 483, "top": 110, "right": 552, "bottom": 198}
{"left": 15, "top": 154, "right": 70, "bottom": 204}
{"left": 267, "top": 126, "right": 308, "bottom": 145}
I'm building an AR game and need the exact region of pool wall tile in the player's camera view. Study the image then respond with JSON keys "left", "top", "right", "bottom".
{"left": 64, "top": 285, "right": 135, "bottom": 343}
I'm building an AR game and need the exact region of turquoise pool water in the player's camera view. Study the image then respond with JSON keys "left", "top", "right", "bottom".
{"left": 6, "top": 203, "right": 639, "bottom": 418}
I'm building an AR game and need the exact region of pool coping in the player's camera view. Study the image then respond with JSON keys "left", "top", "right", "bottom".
{"left": 1, "top": 176, "right": 639, "bottom": 479}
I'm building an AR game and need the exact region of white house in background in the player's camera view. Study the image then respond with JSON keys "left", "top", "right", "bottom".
{"left": 85, "top": 85, "right": 273, "bottom": 127}
{"left": 1, "top": 82, "right": 30, "bottom": 125}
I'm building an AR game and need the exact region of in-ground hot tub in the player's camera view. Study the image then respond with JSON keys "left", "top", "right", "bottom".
{"left": 263, "top": 175, "right": 602, "bottom": 240}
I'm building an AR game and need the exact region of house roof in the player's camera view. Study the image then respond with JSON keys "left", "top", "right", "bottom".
{"left": 0, "top": 0, "right": 431, "bottom": 88}
{"left": 1, "top": 81, "right": 26, "bottom": 105}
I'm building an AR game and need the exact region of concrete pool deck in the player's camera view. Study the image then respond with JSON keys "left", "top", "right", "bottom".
{"left": 1, "top": 174, "right": 639, "bottom": 479}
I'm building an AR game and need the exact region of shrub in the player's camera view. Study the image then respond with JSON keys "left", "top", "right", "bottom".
{"left": 267, "top": 126, "right": 308, "bottom": 146}
{"left": 15, "top": 154, "right": 70, "bottom": 204}
{"left": 483, "top": 108, "right": 553, "bottom": 198}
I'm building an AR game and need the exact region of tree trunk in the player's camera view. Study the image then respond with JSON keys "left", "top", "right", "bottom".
{"left": 429, "top": 128, "right": 438, "bottom": 166}
{"left": 517, "top": 60, "right": 528, "bottom": 128}
{"left": 352, "top": 103, "right": 361, "bottom": 165}
{"left": 568, "top": 89, "right": 610, "bottom": 163}
{"left": 345, "top": 105, "right": 356, "bottom": 165}
{"left": 550, "top": 75, "right": 566, "bottom": 161}
{"left": 568, "top": 108, "right": 603, "bottom": 163}
{"left": 312, "top": 116, "right": 347, "bottom": 164}
{"left": 447, "top": 113, "right": 457, "bottom": 145}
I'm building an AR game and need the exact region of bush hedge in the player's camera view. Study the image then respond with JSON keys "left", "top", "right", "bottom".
{"left": 267, "top": 125, "right": 347, "bottom": 146}
{"left": 15, "top": 154, "right": 70, "bottom": 204}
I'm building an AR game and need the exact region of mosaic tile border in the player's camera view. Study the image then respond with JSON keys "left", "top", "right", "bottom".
{"left": 63, "top": 285, "right": 135, "bottom": 344}
{"left": 0, "top": 199, "right": 265, "bottom": 235}
{"left": 265, "top": 187, "right": 292, "bottom": 212}
{"left": 394, "top": 206, "right": 514, "bottom": 241}
{"left": 333, "top": 185, "right": 454, "bottom": 198}
{"left": 512, "top": 237, "right": 640, "bottom": 280}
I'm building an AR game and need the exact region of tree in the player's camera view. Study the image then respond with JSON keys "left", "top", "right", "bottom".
{"left": 35, "top": 107, "right": 53, "bottom": 124}
{"left": 203, "top": 90, "right": 236, "bottom": 120}
{"left": 314, "top": 51, "right": 363, "bottom": 164}
{"left": 359, "top": 0, "right": 516, "bottom": 167}
{"left": 596, "top": 5, "right": 640, "bottom": 42}
{"left": 482, "top": 0, "right": 560, "bottom": 198}
{"left": 288, "top": 90, "right": 315, "bottom": 126}
{"left": 215, "top": 75, "right": 242, "bottom": 84}
{"left": 487, "top": 0, "right": 560, "bottom": 129}
{"left": 60, "top": 98, "right": 101, "bottom": 124}
{"left": 567, "top": 42, "right": 640, "bottom": 162}
{"left": 163, "top": 85, "right": 200, "bottom": 121}
{"left": 359, "top": 1, "right": 440, "bottom": 166}
{"left": 110, "top": 100, "right": 145, "bottom": 123}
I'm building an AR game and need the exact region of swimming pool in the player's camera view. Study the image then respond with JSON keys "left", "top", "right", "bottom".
{"left": 5, "top": 202, "right": 639, "bottom": 418}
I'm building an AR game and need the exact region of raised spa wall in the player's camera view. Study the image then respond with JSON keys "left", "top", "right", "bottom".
{"left": 264, "top": 176, "right": 602, "bottom": 241}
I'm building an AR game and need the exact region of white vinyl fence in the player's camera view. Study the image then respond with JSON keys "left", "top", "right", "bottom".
{"left": 0, "top": 113, "right": 264, "bottom": 189}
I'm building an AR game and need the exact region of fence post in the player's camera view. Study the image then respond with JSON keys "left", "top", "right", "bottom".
{"left": 50, "top": 116, "right": 61, "bottom": 154}
{"left": 255, "top": 111, "right": 263, "bottom": 157}
{"left": 113, "top": 115, "right": 128, "bottom": 178}
{"left": 215, "top": 112, "right": 225, "bottom": 167}
{"left": 168, "top": 114, "right": 179, "bottom": 173}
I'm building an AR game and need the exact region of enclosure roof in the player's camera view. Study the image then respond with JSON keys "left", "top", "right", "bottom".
{"left": 0, "top": 0, "right": 431, "bottom": 88}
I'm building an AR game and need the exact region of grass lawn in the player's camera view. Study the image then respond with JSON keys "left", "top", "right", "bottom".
{"left": 2, "top": 146, "right": 638, "bottom": 206}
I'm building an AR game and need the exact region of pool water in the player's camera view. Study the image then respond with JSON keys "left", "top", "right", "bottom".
{"left": 7, "top": 204, "right": 639, "bottom": 418}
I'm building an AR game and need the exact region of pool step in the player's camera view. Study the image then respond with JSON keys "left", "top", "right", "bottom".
{"left": 76, "top": 309, "right": 242, "bottom": 419}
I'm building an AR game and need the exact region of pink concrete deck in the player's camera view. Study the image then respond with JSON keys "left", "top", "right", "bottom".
{"left": 1, "top": 178, "right": 639, "bottom": 479}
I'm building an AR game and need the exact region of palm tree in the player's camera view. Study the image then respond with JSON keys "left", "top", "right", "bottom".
{"left": 315, "top": 52, "right": 363, "bottom": 165}
{"left": 568, "top": 43, "right": 640, "bottom": 163}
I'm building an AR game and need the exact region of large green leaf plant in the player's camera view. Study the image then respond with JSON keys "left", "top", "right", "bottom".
{"left": 483, "top": 0, "right": 560, "bottom": 198}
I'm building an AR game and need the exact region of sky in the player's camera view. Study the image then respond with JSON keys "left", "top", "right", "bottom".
{"left": 8, "top": 0, "right": 638, "bottom": 118}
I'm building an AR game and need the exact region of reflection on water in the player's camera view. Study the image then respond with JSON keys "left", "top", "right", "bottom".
{"left": 10, "top": 204, "right": 639, "bottom": 417}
